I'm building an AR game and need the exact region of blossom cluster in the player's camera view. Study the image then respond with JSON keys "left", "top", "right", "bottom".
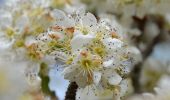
{"left": 30, "top": 8, "right": 136, "bottom": 99}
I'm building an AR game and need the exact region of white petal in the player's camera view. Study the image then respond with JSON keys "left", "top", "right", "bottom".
{"left": 93, "top": 71, "right": 102, "bottom": 85}
{"left": 119, "top": 79, "right": 129, "bottom": 97}
{"left": 0, "top": 58, "right": 30, "bottom": 100}
{"left": 15, "top": 14, "right": 29, "bottom": 34}
{"left": 154, "top": 87, "right": 162, "bottom": 95}
{"left": 62, "top": 65, "right": 78, "bottom": 75}
{"left": 104, "top": 38, "right": 123, "bottom": 49}
{"left": 51, "top": 9, "right": 66, "bottom": 21}
{"left": 51, "top": 9, "right": 74, "bottom": 27}
{"left": 63, "top": 17, "right": 75, "bottom": 27}
{"left": 0, "top": 32, "right": 14, "bottom": 50}
{"left": 41, "top": 55, "right": 56, "bottom": 66}
{"left": 76, "top": 6, "right": 86, "bottom": 16}
{"left": 127, "top": 46, "right": 142, "bottom": 64}
{"left": 75, "top": 74, "right": 88, "bottom": 88}
{"left": 25, "top": 36, "right": 37, "bottom": 46}
{"left": 82, "top": 12, "right": 97, "bottom": 31}
{"left": 0, "top": 10, "right": 12, "bottom": 28}
{"left": 63, "top": 66, "right": 87, "bottom": 88}
{"left": 108, "top": 73, "right": 122, "bottom": 85}
{"left": 157, "top": 75, "right": 170, "bottom": 90}
{"left": 103, "top": 38, "right": 123, "bottom": 52}
{"left": 103, "top": 59, "right": 114, "bottom": 68}
{"left": 71, "top": 32, "right": 94, "bottom": 52}
{"left": 25, "top": 62, "right": 40, "bottom": 89}
{"left": 76, "top": 85, "right": 113, "bottom": 100}
{"left": 142, "top": 93, "right": 155, "bottom": 99}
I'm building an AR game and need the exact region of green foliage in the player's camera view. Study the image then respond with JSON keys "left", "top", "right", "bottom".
{"left": 39, "top": 62, "right": 55, "bottom": 96}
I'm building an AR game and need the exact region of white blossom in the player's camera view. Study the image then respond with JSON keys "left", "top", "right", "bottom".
{"left": 34, "top": 8, "right": 135, "bottom": 99}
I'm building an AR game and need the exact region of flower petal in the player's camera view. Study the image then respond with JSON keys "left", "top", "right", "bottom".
{"left": 108, "top": 73, "right": 122, "bottom": 85}
{"left": 93, "top": 71, "right": 102, "bottom": 85}
{"left": 103, "top": 38, "right": 123, "bottom": 52}
{"left": 82, "top": 12, "right": 97, "bottom": 31}
{"left": 71, "top": 31, "right": 94, "bottom": 52}
{"left": 103, "top": 59, "right": 114, "bottom": 68}
{"left": 0, "top": 32, "right": 14, "bottom": 50}
{"left": 0, "top": 10, "right": 12, "bottom": 28}
{"left": 51, "top": 9, "right": 74, "bottom": 27}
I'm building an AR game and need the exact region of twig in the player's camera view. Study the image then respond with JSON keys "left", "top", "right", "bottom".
{"left": 65, "top": 82, "right": 78, "bottom": 100}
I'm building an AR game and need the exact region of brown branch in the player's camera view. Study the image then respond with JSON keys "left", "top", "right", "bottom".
{"left": 65, "top": 82, "right": 78, "bottom": 100}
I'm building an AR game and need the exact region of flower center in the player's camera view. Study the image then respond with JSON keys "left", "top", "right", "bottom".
{"left": 94, "top": 47, "right": 105, "bottom": 57}
{"left": 5, "top": 27, "right": 15, "bottom": 37}
{"left": 81, "top": 27, "right": 89, "bottom": 35}
{"left": 81, "top": 58, "right": 92, "bottom": 69}
{"left": 79, "top": 51, "right": 102, "bottom": 72}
